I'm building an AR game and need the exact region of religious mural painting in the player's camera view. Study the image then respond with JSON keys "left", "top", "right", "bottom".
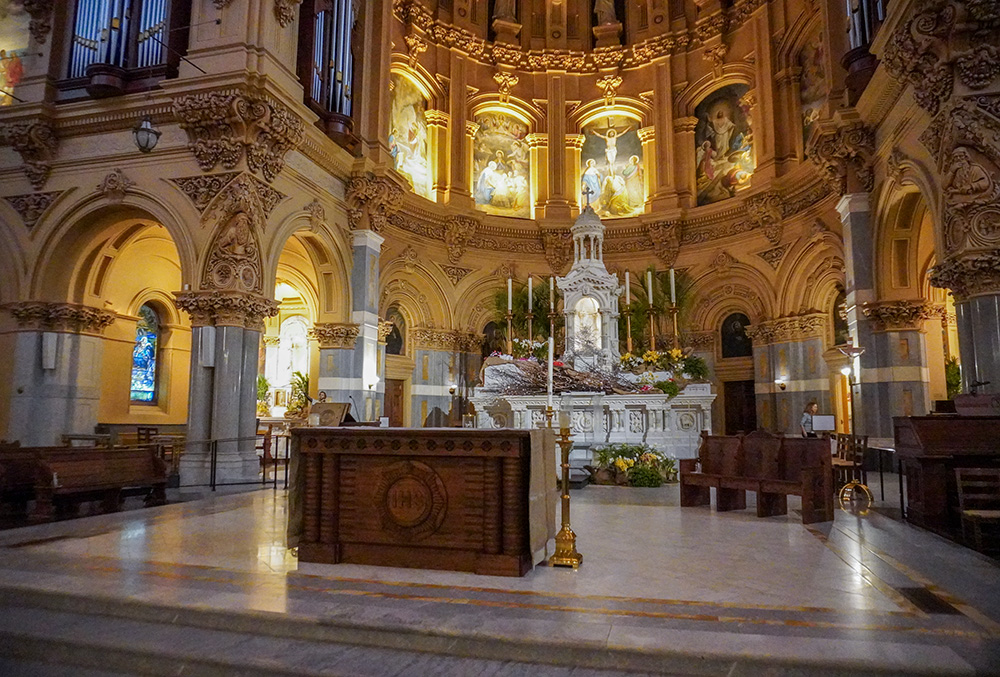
{"left": 694, "top": 84, "right": 755, "bottom": 206}
{"left": 389, "top": 73, "right": 433, "bottom": 199}
{"left": 472, "top": 111, "right": 531, "bottom": 218}
{"left": 130, "top": 305, "right": 160, "bottom": 403}
{"left": 0, "top": 0, "right": 29, "bottom": 106}
{"left": 799, "top": 37, "right": 828, "bottom": 157}
{"left": 721, "top": 312, "right": 753, "bottom": 358}
{"left": 580, "top": 115, "right": 644, "bottom": 218}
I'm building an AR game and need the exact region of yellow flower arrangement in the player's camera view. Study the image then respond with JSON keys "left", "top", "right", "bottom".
{"left": 613, "top": 457, "right": 635, "bottom": 472}
{"left": 641, "top": 350, "right": 661, "bottom": 365}
{"left": 668, "top": 348, "right": 684, "bottom": 361}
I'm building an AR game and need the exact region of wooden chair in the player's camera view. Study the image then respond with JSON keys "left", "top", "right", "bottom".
{"left": 832, "top": 434, "right": 867, "bottom": 489}
{"left": 955, "top": 468, "right": 1000, "bottom": 555}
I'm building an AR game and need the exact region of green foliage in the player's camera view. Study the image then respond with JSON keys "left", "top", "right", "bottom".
{"left": 287, "top": 371, "right": 310, "bottom": 417}
{"left": 628, "top": 464, "right": 663, "bottom": 487}
{"left": 256, "top": 374, "right": 270, "bottom": 402}
{"left": 492, "top": 281, "right": 563, "bottom": 344}
{"left": 682, "top": 354, "right": 710, "bottom": 380}
{"left": 945, "top": 356, "right": 962, "bottom": 400}
{"left": 655, "top": 380, "right": 681, "bottom": 398}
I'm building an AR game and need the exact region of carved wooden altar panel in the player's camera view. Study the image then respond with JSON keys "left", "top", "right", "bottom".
{"left": 294, "top": 428, "right": 533, "bottom": 577}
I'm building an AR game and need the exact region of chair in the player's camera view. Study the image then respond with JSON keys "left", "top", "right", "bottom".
{"left": 136, "top": 427, "right": 159, "bottom": 444}
{"left": 955, "top": 468, "right": 1000, "bottom": 555}
{"left": 832, "top": 434, "right": 867, "bottom": 489}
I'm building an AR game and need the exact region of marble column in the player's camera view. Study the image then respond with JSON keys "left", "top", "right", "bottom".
{"left": 352, "top": 229, "right": 385, "bottom": 419}
{"left": 312, "top": 324, "right": 361, "bottom": 419}
{"left": 1, "top": 303, "right": 116, "bottom": 446}
{"left": 410, "top": 329, "right": 463, "bottom": 427}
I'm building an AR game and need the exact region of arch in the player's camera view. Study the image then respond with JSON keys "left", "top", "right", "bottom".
{"left": 126, "top": 288, "right": 183, "bottom": 327}
{"left": 872, "top": 186, "right": 936, "bottom": 300}
{"left": 379, "top": 260, "right": 452, "bottom": 330}
{"left": 572, "top": 99, "right": 651, "bottom": 130}
{"left": 688, "top": 266, "right": 773, "bottom": 333}
{"left": 777, "top": 235, "right": 845, "bottom": 316}
{"left": 468, "top": 97, "right": 546, "bottom": 130}
{"left": 0, "top": 200, "right": 27, "bottom": 303}
{"left": 455, "top": 274, "right": 509, "bottom": 334}
{"left": 388, "top": 60, "right": 447, "bottom": 109}
{"left": 675, "top": 67, "right": 756, "bottom": 119}
{"left": 776, "top": 11, "right": 824, "bottom": 68}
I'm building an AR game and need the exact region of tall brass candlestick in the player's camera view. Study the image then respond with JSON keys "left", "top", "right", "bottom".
{"left": 549, "top": 423, "right": 582, "bottom": 568}
{"left": 623, "top": 304, "right": 633, "bottom": 354}
{"left": 648, "top": 308, "right": 656, "bottom": 352}
{"left": 526, "top": 312, "right": 534, "bottom": 344}
{"left": 670, "top": 304, "right": 680, "bottom": 351}
{"left": 506, "top": 310, "right": 513, "bottom": 355}
{"left": 548, "top": 310, "right": 557, "bottom": 349}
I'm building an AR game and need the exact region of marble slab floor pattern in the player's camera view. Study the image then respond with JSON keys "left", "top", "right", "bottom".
{"left": 0, "top": 484, "right": 997, "bottom": 675}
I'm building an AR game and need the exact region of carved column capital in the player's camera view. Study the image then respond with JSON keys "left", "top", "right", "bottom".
{"left": 746, "top": 313, "right": 827, "bottom": 345}
{"left": 411, "top": 327, "right": 464, "bottom": 351}
{"left": 808, "top": 121, "right": 875, "bottom": 195}
{"left": 3, "top": 302, "right": 116, "bottom": 334}
{"left": 309, "top": 322, "right": 361, "bottom": 349}
{"left": 930, "top": 249, "right": 1000, "bottom": 300}
{"left": 861, "top": 300, "right": 940, "bottom": 332}
{"left": 0, "top": 120, "right": 59, "bottom": 189}
{"left": 174, "top": 291, "right": 279, "bottom": 329}
{"left": 378, "top": 319, "right": 395, "bottom": 343}
{"left": 346, "top": 172, "right": 405, "bottom": 233}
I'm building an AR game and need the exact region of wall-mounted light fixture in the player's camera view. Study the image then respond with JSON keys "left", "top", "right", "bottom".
{"left": 774, "top": 379, "right": 786, "bottom": 391}
{"left": 448, "top": 384, "right": 457, "bottom": 395}
{"left": 133, "top": 116, "right": 161, "bottom": 153}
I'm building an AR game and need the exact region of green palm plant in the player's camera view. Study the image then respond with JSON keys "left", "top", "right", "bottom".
{"left": 618, "top": 266, "right": 694, "bottom": 353}
{"left": 491, "top": 280, "right": 564, "bottom": 346}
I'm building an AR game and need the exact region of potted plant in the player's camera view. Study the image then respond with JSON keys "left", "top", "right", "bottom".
{"left": 285, "top": 371, "right": 310, "bottom": 420}
{"left": 256, "top": 375, "right": 271, "bottom": 416}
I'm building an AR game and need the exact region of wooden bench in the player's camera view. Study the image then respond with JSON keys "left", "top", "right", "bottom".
{"left": 680, "top": 432, "right": 833, "bottom": 524}
{"left": 955, "top": 467, "right": 1000, "bottom": 555}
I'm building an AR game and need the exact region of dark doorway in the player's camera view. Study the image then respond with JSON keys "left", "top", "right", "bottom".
{"left": 723, "top": 380, "right": 757, "bottom": 435}
{"left": 385, "top": 379, "right": 405, "bottom": 427}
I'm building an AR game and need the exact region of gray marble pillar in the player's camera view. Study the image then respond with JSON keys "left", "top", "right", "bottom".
{"left": 183, "top": 325, "right": 215, "bottom": 474}
{"left": 350, "top": 229, "right": 385, "bottom": 421}
{"left": 955, "top": 293, "right": 1000, "bottom": 393}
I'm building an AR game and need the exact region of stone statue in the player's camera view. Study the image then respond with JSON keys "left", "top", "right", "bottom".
{"left": 594, "top": 0, "right": 617, "bottom": 25}
{"left": 494, "top": 0, "right": 517, "bottom": 22}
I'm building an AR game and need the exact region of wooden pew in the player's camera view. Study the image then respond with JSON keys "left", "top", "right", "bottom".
{"left": 32, "top": 447, "right": 167, "bottom": 522}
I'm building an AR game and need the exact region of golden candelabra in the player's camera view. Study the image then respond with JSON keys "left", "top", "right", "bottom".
{"left": 548, "top": 423, "right": 583, "bottom": 569}
{"left": 506, "top": 310, "right": 513, "bottom": 355}
{"left": 526, "top": 311, "right": 534, "bottom": 343}
{"left": 648, "top": 308, "right": 656, "bottom": 352}
{"left": 623, "top": 304, "right": 633, "bottom": 354}
{"left": 544, "top": 405, "right": 554, "bottom": 428}
{"left": 669, "top": 304, "right": 680, "bottom": 351}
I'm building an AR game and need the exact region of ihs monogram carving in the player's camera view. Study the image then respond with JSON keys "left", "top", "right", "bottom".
{"left": 493, "top": 262, "right": 518, "bottom": 279}
{"left": 540, "top": 228, "right": 572, "bottom": 275}
{"left": 346, "top": 172, "right": 405, "bottom": 233}
{"left": 0, "top": 120, "right": 58, "bottom": 189}
{"left": 172, "top": 89, "right": 305, "bottom": 182}
{"left": 4, "top": 302, "right": 116, "bottom": 334}
{"left": 97, "top": 169, "right": 134, "bottom": 203}
{"left": 712, "top": 250, "right": 736, "bottom": 275}
{"left": 404, "top": 34, "right": 428, "bottom": 68}
{"left": 808, "top": 122, "right": 875, "bottom": 194}
{"left": 435, "top": 262, "right": 474, "bottom": 285}
{"left": 444, "top": 215, "right": 478, "bottom": 263}
{"left": 756, "top": 244, "right": 790, "bottom": 270}
{"left": 744, "top": 191, "right": 785, "bottom": 244}
{"left": 309, "top": 323, "right": 360, "bottom": 349}
{"left": 21, "top": 0, "right": 53, "bottom": 43}
{"left": 883, "top": 0, "right": 1000, "bottom": 116}
{"left": 861, "top": 300, "right": 940, "bottom": 332}
{"left": 274, "top": 0, "right": 302, "bottom": 27}
{"left": 493, "top": 71, "right": 519, "bottom": 103}
{"left": 647, "top": 221, "right": 680, "bottom": 267}
{"left": 3, "top": 191, "right": 63, "bottom": 229}
{"left": 596, "top": 74, "right": 623, "bottom": 107}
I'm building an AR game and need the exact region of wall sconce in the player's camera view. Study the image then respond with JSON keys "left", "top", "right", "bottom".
{"left": 774, "top": 379, "right": 786, "bottom": 391}
{"left": 133, "top": 116, "right": 161, "bottom": 153}
{"left": 368, "top": 377, "right": 379, "bottom": 391}
{"left": 448, "top": 384, "right": 457, "bottom": 395}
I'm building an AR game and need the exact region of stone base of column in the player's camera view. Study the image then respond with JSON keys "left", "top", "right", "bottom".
{"left": 592, "top": 22, "right": 622, "bottom": 47}
{"left": 179, "top": 448, "right": 262, "bottom": 488}
{"left": 492, "top": 18, "right": 522, "bottom": 44}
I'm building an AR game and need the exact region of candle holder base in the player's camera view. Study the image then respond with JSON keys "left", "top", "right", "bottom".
{"left": 548, "top": 526, "right": 583, "bottom": 568}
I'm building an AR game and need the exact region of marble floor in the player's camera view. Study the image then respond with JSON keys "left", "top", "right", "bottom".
{"left": 0, "top": 481, "right": 998, "bottom": 675}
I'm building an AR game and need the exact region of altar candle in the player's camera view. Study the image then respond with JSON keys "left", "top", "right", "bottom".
{"left": 549, "top": 277, "right": 555, "bottom": 311}
{"left": 669, "top": 268, "right": 676, "bottom": 305}
{"left": 547, "top": 337, "right": 554, "bottom": 408}
{"left": 625, "top": 271, "right": 630, "bottom": 303}
{"left": 528, "top": 276, "right": 533, "bottom": 311}
{"left": 646, "top": 270, "right": 654, "bottom": 305}
{"left": 507, "top": 277, "right": 512, "bottom": 312}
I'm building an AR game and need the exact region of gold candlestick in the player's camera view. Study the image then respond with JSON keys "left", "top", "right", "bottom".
{"left": 648, "top": 308, "right": 656, "bottom": 352}
{"left": 549, "top": 424, "right": 583, "bottom": 569}
{"left": 544, "top": 405, "right": 554, "bottom": 428}
{"left": 526, "top": 312, "right": 535, "bottom": 343}
{"left": 506, "top": 310, "right": 513, "bottom": 355}
{"left": 623, "top": 304, "right": 633, "bottom": 354}
{"left": 670, "top": 304, "right": 680, "bottom": 351}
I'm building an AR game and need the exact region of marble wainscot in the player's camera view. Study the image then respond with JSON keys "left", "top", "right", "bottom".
{"left": 470, "top": 382, "right": 715, "bottom": 468}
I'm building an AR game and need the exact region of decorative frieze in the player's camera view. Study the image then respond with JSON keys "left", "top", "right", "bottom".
{"left": 0, "top": 120, "right": 58, "bottom": 189}
{"left": 861, "top": 300, "right": 941, "bottom": 332}
{"left": 168, "top": 172, "right": 243, "bottom": 213}
{"left": 411, "top": 327, "right": 482, "bottom": 352}
{"left": 97, "top": 169, "right": 134, "bottom": 203}
{"left": 744, "top": 191, "right": 785, "bottom": 245}
{"left": 808, "top": 122, "right": 875, "bottom": 195}
{"left": 746, "top": 314, "right": 826, "bottom": 345}
{"left": 685, "top": 331, "right": 716, "bottom": 351}
{"left": 309, "top": 322, "right": 361, "bottom": 349}
{"left": 172, "top": 89, "right": 305, "bottom": 182}
{"left": 4, "top": 302, "right": 116, "bottom": 334}
{"left": 444, "top": 215, "right": 479, "bottom": 263}
{"left": 174, "top": 290, "right": 279, "bottom": 329}
{"left": 346, "top": 172, "right": 405, "bottom": 233}
{"left": 929, "top": 249, "right": 1000, "bottom": 299}
{"left": 3, "top": 191, "right": 62, "bottom": 229}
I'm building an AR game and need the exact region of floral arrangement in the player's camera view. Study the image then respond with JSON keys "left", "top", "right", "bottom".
{"left": 585, "top": 443, "right": 677, "bottom": 487}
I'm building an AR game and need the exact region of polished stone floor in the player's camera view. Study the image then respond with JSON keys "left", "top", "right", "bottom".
{"left": 0, "top": 480, "right": 998, "bottom": 675}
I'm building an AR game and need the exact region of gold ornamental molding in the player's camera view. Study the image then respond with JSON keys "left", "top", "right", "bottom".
{"left": 0, "top": 118, "right": 58, "bottom": 189}
{"left": 3, "top": 190, "right": 64, "bottom": 229}
{"left": 378, "top": 319, "right": 394, "bottom": 343}
{"left": 346, "top": 172, "right": 406, "bottom": 233}
{"left": 411, "top": 327, "right": 482, "bottom": 353}
{"left": 391, "top": 0, "right": 765, "bottom": 74}
{"left": 172, "top": 88, "right": 305, "bottom": 182}
{"left": 929, "top": 249, "right": 1000, "bottom": 300}
{"left": 174, "top": 290, "right": 279, "bottom": 330}
{"left": 309, "top": 322, "right": 361, "bottom": 349}
{"left": 262, "top": 335, "right": 281, "bottom": 346}
{"left": 4, "top": 302, "right": 116, "bottom": 334}
{"left": 746, "top": 313, "right": 827, "bottom": 345}
{"left": 861, "top": 300, "right": 942, "bottom": 332}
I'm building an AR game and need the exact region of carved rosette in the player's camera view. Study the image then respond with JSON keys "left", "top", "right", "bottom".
{"left": 172, "top": 90, "right": 305, "bottom": 182}
{"left": 274, "top": 0, "right": 302, "bottom": 27}
{"left": 346, "top": 173, "right": 405, "bottom": 233}
{"left": 309, "top": 322, "right": 361, "bottom": 349}
{"left": 0, "top": 120, "right": 59, "bottom": 189}
{"left": 861, "top": 300, "right": 940, "bottom": 332}
{"left": 4, "top": 302, "right": 116, "bottom": 334}
{"left": 745, "top": 191, "right": 785, "bottom": 245}
{"left": 883, "top": 0, "right": 1000, "bottom": 116}
{"left": 444, "top": 215, "right": 479, "bottom": 263}
{"left": 174, "top": 291, "right": 279, "bottom": 329}
{"left": 808, "top": 122, "right": 875, "bottom": 195}
{"left": 746, "top": 313, "right": 826, "bottom": 345}
{"left": 929, "top": 249, "right": 1000, "bottom": 299}
{"left": 377, "top": 320, "right": 394, "bottom": 344}
{"left": 3, "top": 191, "right": 62, "bottom": 229}
{"left": 540, "top": 228, "right": 572, "bottom": 275}
{"left": 98, "top": 169, "right": 134, "bottom": 203}
{"left": 22, "top": 0, "right": 53, "bottom": 43}
{"left": 647, "top": 221, "right": 680, "bottom": 267}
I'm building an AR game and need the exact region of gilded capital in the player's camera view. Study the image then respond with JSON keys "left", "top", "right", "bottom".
{"left": 861, "top": 300, "right": 941, "bottom": 332}
{"left": 4, "top": 302, "right": 116, "bottom": 334}
{"left": 309, "top": 322, "right": 361, "bottom": 349}
{"left": 174, "top": 290, "right": 279, "bottom": 329}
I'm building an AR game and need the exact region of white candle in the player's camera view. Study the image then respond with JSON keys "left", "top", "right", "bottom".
{"left": 669, "top": 268, "right": 676, "bottom": 305}
{"left": 547, "top": 337, "right": 554, "bottom": 408}
{"left": 528, "top": 276, "right": 533, "bottom": 311}
{"left": 507, "top": 277, "right": 512, "bottom": 312}
{"left": 625, "top": 271, "right": 630, "bottom": 303}
{"left": 646, "top": 270, "right": 654, "bottom": 305}
{"left": 549, "top": 277, "right": 555, "bottom": 311}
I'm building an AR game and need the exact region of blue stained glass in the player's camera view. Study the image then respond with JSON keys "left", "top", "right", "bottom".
{"left": 130, "top": 305, "right": 159, "bottom": 402}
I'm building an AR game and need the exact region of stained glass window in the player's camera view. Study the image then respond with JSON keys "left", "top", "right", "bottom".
{"left": 130, "top": 304, "right": 159, "bottom": 403}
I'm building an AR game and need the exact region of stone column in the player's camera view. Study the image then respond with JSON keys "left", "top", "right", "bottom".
{"left": 425, "top": 109, "right": 451, "bottom": 203}
{"left": 566, "top": 134, "right": 585, "bottom": 212}
{"left": 311, "top": 323, "right": 361, "bottom": 418}
{"left": 410, "top": 328, "right": 463, "bottom": 427}
{"left": 447, "top": 51, "right": 472, "bottom": 208}
{"left": 352, "top": 228, "right": 386, "bottom": 420}
{"left": 527, "top": 133, "right": 549, "bottom": 218}
{"left": 649, "top": 60, "right": 676, "bottom": 209}
{"left": 673, "top": 117, "right": 698, "bottom": 208}
{"left": 2, "top": 303, "right": 116, "bottom": 446}
{"left": 174, "top": 291, "right": 278, "bottom": 485}
{"left": 546, "top": 72, "right": 571, "bottom": 220}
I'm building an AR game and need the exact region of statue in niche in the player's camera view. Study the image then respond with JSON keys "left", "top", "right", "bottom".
{"left": 594, "top": 0, "right": 617, "bottom": 25}
{"left": 574, "top": 297, "right": 602, "bottom": 352}
{"left": 494, "top": 0, "right": 517, "bottom": 21}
